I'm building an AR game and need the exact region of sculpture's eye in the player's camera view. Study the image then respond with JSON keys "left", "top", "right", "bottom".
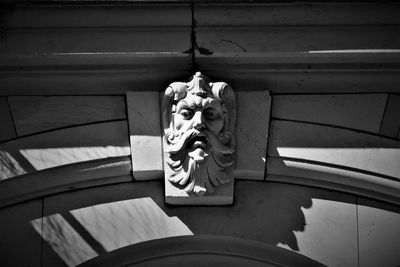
{"left": 204, "top": 108, "right": 218, "bottom": 120}
{"left": 180, "top": 108, "right": 194, "bottom": 119}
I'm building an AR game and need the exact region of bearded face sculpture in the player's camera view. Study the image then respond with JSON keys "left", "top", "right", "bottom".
{"left": 162, "top": 72, "right": 236, "bottom": 196}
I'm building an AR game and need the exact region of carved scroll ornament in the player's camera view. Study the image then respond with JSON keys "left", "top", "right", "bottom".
{"left": 162, "top": 72, "right": 236, "bottom": 196}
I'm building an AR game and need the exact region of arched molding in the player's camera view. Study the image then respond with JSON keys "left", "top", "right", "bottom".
{"left": 0, "top": 156, "right": 131, "bottom": 209}
{"left": 1, "top": 118, "right": 399, "bottom": 207}
{"left": 267, "top": 120, "right": 400, "bottom": 205}
{"left": 78, "top": 235, "right": 325, "bottom": 267}
{"left": 0, "top": 120, "right": 130, "bottom": 179}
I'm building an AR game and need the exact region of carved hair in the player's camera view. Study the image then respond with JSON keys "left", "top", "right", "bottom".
{"left": 162, "top": 73, "right": 236, "bottom": 195}
{"left": 162, "top": 73, "right": 236, "bottom": 142}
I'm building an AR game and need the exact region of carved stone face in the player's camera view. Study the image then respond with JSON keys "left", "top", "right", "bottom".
{"left": 173, "top": 93, "right": 224, "bottom": 161}
{"left": 162, "top": 72, "right": 235, "bottom": 196}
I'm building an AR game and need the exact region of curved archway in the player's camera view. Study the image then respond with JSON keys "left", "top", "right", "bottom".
{"left": 78, "top": 235, "right": 325, "bottom": 267}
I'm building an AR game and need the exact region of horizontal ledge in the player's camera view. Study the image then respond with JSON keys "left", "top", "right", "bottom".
{"left": 234, "top": 169, "right": 265, "bottom": 180}
{"left": 266, "top": 157, "right": 400, "bottom": 205}
{"left": 185, "top": 71, "right": 400, "bottom": 94}
{"left": 0, "top": 156, "right": 132, "bottom": 209}
{"left": 0, "top": 70, "right": 194, "bottom": 95}
{"left": 133, "top": 170, "right": 163, "bottom": 181}
{"left": 195, "top": 52, "right": 400, "bottom": 66}
{"left": 6, "top": 2, "right": 193, "bottom": 7}
{"left": 8, "top": 1, "right": 397, "bottom": 3}
{"left": 2, "top": 68, "right": 400, "bottom": 75}
{"left": 2, "top": 67, "right": 400, "bottom": 75}
{"left": 0, "top": 53, "right": 191, "bottom": 69}
{"left": 1, "top": 75, "right": 400, "bottom": 94}
{"left": 194, "top": 3, "right": 400, "bottom": 26}
{"left": 195, "top": 25, "right": 400, "bottom": 29}
{"left": 6, "top": 26, "right": 190, "bottom": 30}
{"left": 4, "top": 4, "right": 192, "bottom": 28}
{"left": 195, "top": 66, "right": 400, "bottom": 72}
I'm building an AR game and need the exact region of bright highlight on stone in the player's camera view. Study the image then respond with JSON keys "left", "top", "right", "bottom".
{"left": 162, "top": 72, "right": 236, "bottom": 205}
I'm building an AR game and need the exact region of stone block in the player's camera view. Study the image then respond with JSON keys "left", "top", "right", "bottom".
{"left": 235, "top": 91, "right": 271, "bottom": 180}
{"left": 127, "top": 91, "right": 163, "bottom": 180}
{"left": 272, "top": 94, "right": 387, "bottom": 133}
{"left": 358, "top": 198, "right": 400, "bottom": 267}
{"left": 8, "top": 96, "right": 126, "bottom": 136}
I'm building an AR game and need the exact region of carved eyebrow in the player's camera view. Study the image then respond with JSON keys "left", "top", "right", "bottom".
{"left": 203, "top": 99, "right": 221, "bottom": 109}
{"left": 178, "top": 100, "right": 189, "bottom": 106}
{"left": 177, "top": 100, "right": 195, "bottom": 111}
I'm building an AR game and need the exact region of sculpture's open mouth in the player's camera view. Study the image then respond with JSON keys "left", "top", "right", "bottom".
{"left": 187, "top": 135, "right": 208, "bottom": 149}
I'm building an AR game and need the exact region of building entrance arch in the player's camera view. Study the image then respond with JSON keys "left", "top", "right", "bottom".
{"left": 79, "top": 235, "right": 324, "bottom": 267}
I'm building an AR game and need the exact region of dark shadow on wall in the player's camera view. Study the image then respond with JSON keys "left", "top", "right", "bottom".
{"left": 0, "top": 180, "right": 370, "bottom": 266}
{"left": 162, "top": 180, "right": 314, "bottom": 251}
{"left": 51, "top": 180, "right": 318, "bottom": 252}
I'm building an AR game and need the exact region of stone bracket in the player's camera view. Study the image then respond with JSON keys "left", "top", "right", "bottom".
{"left": 127, "top": 89, "right": 271, "bottom": 204}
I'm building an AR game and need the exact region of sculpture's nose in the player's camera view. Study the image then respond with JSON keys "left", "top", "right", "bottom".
{"left": 193, "top": 111, "right": 205, "bottom": 130}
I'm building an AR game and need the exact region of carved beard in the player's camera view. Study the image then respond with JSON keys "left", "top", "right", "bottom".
{"left": 165, "top": 129, "right": 234, "bottom": 195}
